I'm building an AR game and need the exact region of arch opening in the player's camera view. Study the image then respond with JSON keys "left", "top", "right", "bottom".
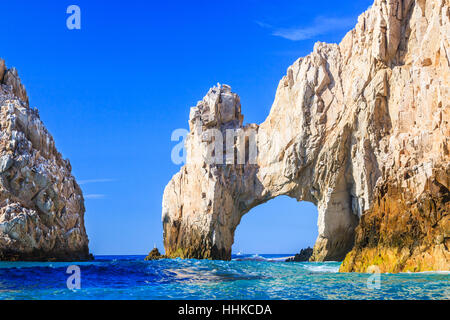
{"left": 231, "top": 196, "right": 318, "bottom": 259}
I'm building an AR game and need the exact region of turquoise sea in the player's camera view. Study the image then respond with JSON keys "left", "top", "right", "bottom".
{"left": 0, "top": 254, "right": 448, "bottom": 300}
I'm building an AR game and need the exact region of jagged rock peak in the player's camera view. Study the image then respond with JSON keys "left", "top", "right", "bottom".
{"left": 0, "top": 59, "right": 28, "bottom": 106}
{"left": 0, "top": 59, "right": 91, "bottom": 261}
{"left": 189, "top": 83, "right": 243, "bottom": 132}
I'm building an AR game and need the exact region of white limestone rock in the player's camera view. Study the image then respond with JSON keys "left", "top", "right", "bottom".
{"left": 0, "top": 62, "right": 91, "bottom": 261}
{"left": 162, "top": 0, "right": 449, "bottom": 271}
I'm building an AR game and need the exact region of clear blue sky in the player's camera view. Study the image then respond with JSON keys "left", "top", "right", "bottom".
{"left": 0, "top": 0, "right": 372, "bottom": 255}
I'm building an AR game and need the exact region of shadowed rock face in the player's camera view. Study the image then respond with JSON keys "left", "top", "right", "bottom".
{"left": 340, "top": 165, "right": 449, "bottom": 272}
{"left": 163, "top": 0, "right": 449, "bottom": 271}
{"left": 0, "top": 60, "right": 91, "bottom": 261}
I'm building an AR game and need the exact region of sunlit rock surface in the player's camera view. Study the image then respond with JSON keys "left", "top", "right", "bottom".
{"left": 162, "top": 0, "right": 449, "bottom": 272}
{"left": 0, "top": 59, "right": 90, "bottom": 261}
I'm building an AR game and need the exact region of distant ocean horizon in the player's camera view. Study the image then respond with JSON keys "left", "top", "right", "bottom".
{"left": 0, "top": 255, "right": 448, "bottom": 300}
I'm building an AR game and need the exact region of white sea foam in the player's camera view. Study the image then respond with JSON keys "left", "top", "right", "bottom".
{"left": 401, "top": 270, "right": 450, "bottom": 275}
{"left": 302, "top": 263, "right": 340, "bottom": 273}
{"left": 232, "top": 254, "right": 294, "bottom": 262}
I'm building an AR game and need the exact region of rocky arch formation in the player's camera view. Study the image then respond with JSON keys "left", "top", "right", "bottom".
{"left": 162, "top": 0, "right": 449, "bottom": 272}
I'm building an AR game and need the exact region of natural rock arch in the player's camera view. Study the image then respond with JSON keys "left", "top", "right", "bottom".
{"left": 232, "top": 196, "right": 320, "bottom": 256}
{"left": 162, "top": 0, "right": 449, "bottom": 271}
{"left": 162, "top": 80, "right": 362, "bottom": 261}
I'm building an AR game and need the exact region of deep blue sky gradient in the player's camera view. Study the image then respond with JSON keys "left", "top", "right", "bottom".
{"left": 0, "top": 0, "right": 372, "bottom": 255}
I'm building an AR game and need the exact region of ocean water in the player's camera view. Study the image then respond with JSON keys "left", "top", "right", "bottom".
{"left": 0, "top": 254, "right": 448, "bottom": 300}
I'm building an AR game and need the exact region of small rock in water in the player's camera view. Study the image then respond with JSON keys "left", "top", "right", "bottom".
{"left": 286, "top": 247, "right": 313, "bottom": 262}
{"left": 144, "top": 248, "right": 165, "bottom": 260}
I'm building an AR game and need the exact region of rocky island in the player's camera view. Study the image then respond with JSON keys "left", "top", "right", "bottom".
{"left": 161, "top": 0, "right": 449, "bottom": 272}
{"left": 286, "top": 248, "right": 314, "bottom": 262}
{"left": 0, "top": 59, "right": 91, "bottom": 261}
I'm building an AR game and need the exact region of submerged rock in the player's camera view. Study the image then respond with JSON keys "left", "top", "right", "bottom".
{"left": 161, "top": 0, "right": 449, "bottom": 272}
{"left": 0, "top": 59, "right": 91, "bottom": 261}
{"left": 286, "top": 248, "right": 314, "bottom": 262}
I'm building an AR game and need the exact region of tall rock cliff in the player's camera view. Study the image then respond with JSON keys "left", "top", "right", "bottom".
{"left": 162, "top": 0, "right": 449, "bottom": 272}
{"left": 0, "top": 60, "right": 90, "bottom": 261}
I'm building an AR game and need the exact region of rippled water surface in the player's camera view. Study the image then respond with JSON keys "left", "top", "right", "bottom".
{"left": 0, "top": 255, "right": 448, "bottom": 300}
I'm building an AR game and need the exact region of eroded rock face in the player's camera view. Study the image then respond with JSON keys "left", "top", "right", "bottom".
{"left": 162, "top": 0, "right": 449, "bottom": 271}
{"left": 0, "top": 59, "right": 91, "bottom": 261}
{"left": 340, "top": 165, "right": 449, "bottom": 272}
